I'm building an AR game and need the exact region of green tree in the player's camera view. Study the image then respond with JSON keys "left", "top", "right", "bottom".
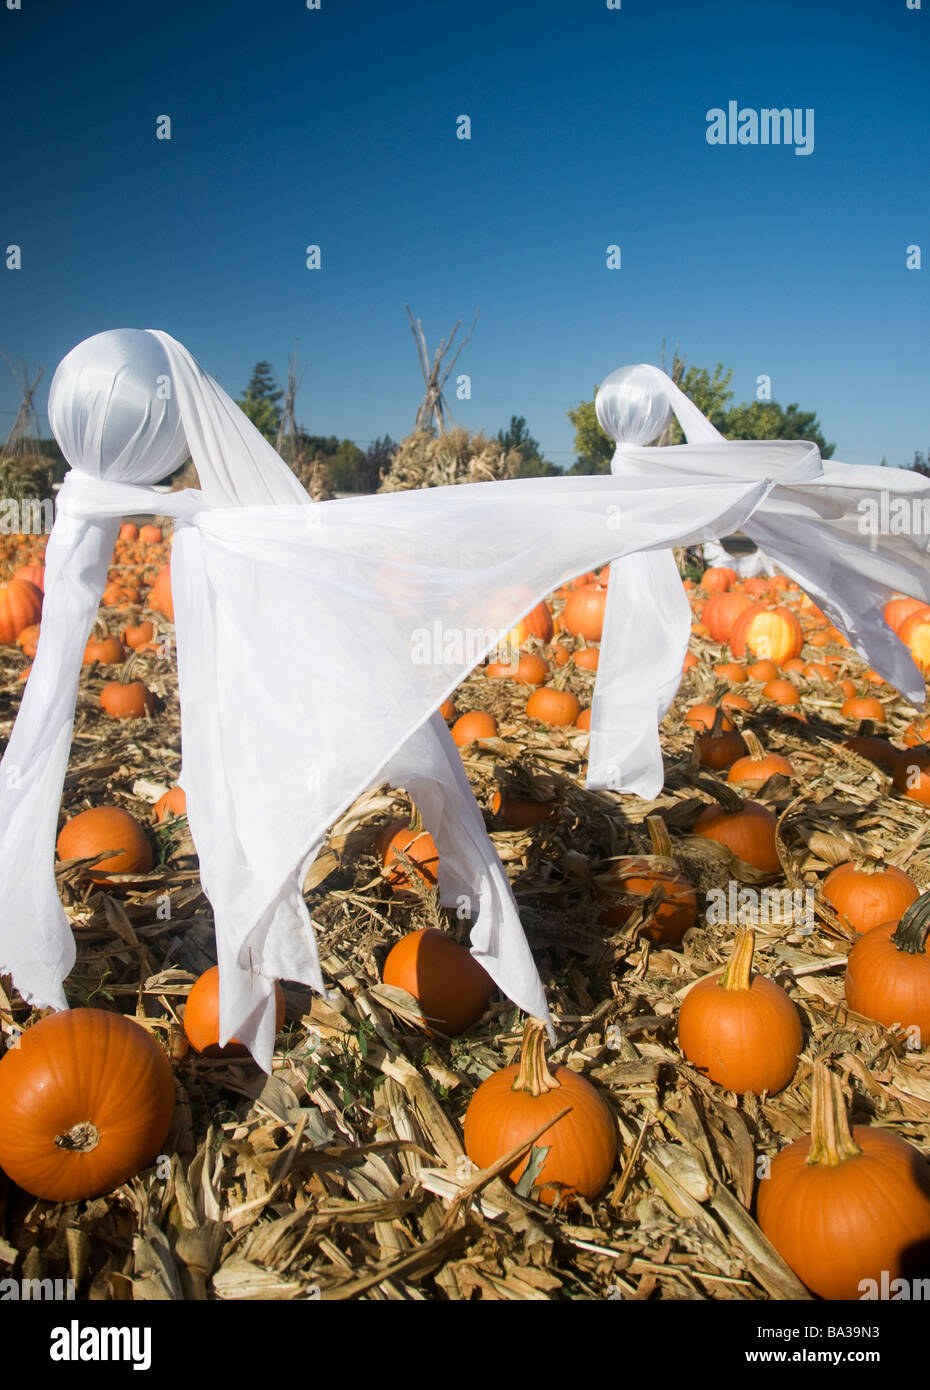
{"left": 497, "top": 414, "right": 560, "bottom": 476}
{"left": 567, "top": 394, "right": 613, "bottom": 474}
{"left": 326, "top": 439, "right": 366, "bottom": 492}
{"left": 238, "top": 361, "right": 283, "bottom": 442}
{"left": 722, "top": 400, "right": 835, "bottom": 458}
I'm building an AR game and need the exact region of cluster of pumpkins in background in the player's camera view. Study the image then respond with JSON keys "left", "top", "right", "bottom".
{"left": 1, "top": 531, "right": 930, "bottom": 1300}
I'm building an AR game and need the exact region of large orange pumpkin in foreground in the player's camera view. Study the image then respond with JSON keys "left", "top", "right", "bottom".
{"left": 464, "top": 1018, "right": 616, "bottom": 1207}
{"left": 183, "top": 965, "right": 286, "bottom": 1057}
{"left": 57, "top": 806, "right": 154, "bottom": 879}
{"left": 0, "top": 1009, "right": 175, "bottom": 1201}
{"left": 756, "top": 1064, "right": 930, "bottom": 1299}
{"left": 382, "top": 928, "right": 494, "bottom": 1035}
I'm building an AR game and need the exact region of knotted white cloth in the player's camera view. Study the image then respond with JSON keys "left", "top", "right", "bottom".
{"left": 0, "top": 332, "right": 779, "bottom": 1069}
{"left": 589, "top": 364, "right": 930, "bottom": 797}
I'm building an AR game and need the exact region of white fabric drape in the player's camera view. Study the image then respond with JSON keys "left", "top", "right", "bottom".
{"left": 0, "top": 331, "right": 780, "bottom": 1070}
{"left": 587, "top": 363, "right": 930, "bottom": 796}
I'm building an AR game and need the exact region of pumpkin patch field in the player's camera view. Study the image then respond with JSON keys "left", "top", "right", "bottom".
{"left": 3, "top": 535, "right": 930, "bottom": 1302}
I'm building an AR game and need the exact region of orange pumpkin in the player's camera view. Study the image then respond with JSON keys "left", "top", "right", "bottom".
{"left": 463, "top": 1018, "right": 616, "bottom": 1207}
{"left": 183, "top": 965, "right": 286, "bottom": 1058}
{"left": 692, "top": 788, "right": 780, "bottom": 874}
{"left": 727, "top": 731, "right": 794, "bottom": 788}
{"left": 702, "top": 591, "right": 753, "bottom": 643}
{"left": 575, "top": 706, "right": 592, "bottom": 730}
{"left": 841, "top": 695, "right": 885, "bottom": 723}
{"left": 904, "top": 717, "right": 930, "bottom": 748}
{"left": 57, "top": 805, "right": 154, "bottom": 879}
{"left": 155, "top": 786, "right": 187, "bottom": 822}
{"left": 884, "top": 595, "right": 929, "bottom": 634}
{"left": 845, "top": 893, "right": 930, "bottom": 1036}
{"left": 823, "top": 860, "right": 919, "bottom": 937}
{"left": 451, "top": 710, "right": 498, "bottom": 746}
{"left": 701, "top": 566, "right": 735, "bottom": 594}
{"left": 121, "top": 620, "right": 154, "bottom": 651}
{"left": 140, "top": 524, "right": 163, "bottom": 545}
{"left": 83, "top": 635, "right": 127, "bottom": 665}
{"left": 526, "top": 685, "right": 580, "bottom": 727}
{"left": 595, "top": 817, "right": 697, "bottom": 945}
{"left": 16, "top": 623, "right": 40, "bottom": 659}
{"left": 119, "top": 522, "right": 139, "bottom": 541}
{"left": 383, "top": 827, "right": 440, "bottom": 894}
{"left": 729, "top": 604, "right": 803, "bottom": 665}
{"left": 745, "top": 658, "right": 779, "bottom": 682}
{"left": 12, "top": 562, "right": 45, "bottom": 594}
{"left": 491, "top": 789, "right": 556, "bottom": 829}
{"left": 382, "top": 929, "right": 494, "bottom": 1035}
{"left": 762, "top": 678, "right": 801, "bottom": 707}
{"left": 0, "top": 578, "right": 42, "bottom": 644}
{"left": 0, "top": 1009, "right": 175, "bottom": 1202}
{"left": 149, "top": 564, "right": 174, "bottom": 622}
{"left": 562, "top": 585, "right": 607, "bottom": 642}
{"left": 756, "top": 1064, "right": 930, "bottom": 1300}
{"left": 572, "top": 645, "right": 599, "bottom": 672}
{"left": 893, "top": 749, "right": 930, "bottom": 805}
{"left": 678, "top": 928, "right": 802, "bottom": 1094}
{"left": 503, "top": 600, "right": 553, "bottom": 649}
{"left": 713, "top": 662, "right": 747, "bottom": 684}
{"left": 100, "top": 681, "right": 156, "bottom": 719}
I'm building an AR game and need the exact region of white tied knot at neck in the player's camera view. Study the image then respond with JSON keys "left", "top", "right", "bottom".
{"left": 1, "top": 331, "right": 928, "bottom": 1071}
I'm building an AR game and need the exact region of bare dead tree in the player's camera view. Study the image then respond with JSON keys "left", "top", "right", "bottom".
{"left": 406, "top": 306, "right": 479, "bottom": 435}
{"left": 654, "top": 339, "right": 684, "bottom": 448}
{"left": 275, "top": 342, "right": 306, "bottom": 467}
{"left": 2, "top": 356, "right": 44, "bottom": 456}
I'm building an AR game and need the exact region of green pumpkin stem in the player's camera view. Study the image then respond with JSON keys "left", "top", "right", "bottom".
{"left": 719, "top": 928, "right": 754, "bottom": 992}
{"left": 408, "top": 803, "right": 424, "bottom": 834}
{"left": 511, "top": 1017, "right": 561, "bottom": 1097}
{"left": 890, "top": 893, "right": 930, "bottom": 956}
{"left": 806, "top": 1064, "right": 862, "bottom": 1167}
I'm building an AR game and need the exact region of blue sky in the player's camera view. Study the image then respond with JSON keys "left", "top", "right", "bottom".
{"left": 1, "top": 0, "right": 927, "bottom": 468}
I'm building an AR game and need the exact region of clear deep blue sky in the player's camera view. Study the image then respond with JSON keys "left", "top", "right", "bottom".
{"left": 1, "top": 0, "right": 927, "bottom": 468}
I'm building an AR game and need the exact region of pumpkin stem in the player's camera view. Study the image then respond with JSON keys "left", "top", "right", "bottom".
{"left": 408, "top": 803, "right": 424, "bottom": 834}
{"left": 890, "top": 892, "right": 930, "bottom": 956}
{"left": 645, "top": 815, "right": 672, "bottom": 859}
{"left": 806, "top": 1064, "right": 862, "bottom": 1167}
{"left": 550, "top": 662, "right": 573, "bottom": 694}
{"left": 719, "top": 927, "right": 754, "bottom": 992}
{"left": 742, "top": 730, "right": 766, "bottom": 762}
{"left": 851, "top": 850, "right": 887, "bottom": 875}
{"left": 511, "top": 1017, "right": 561, "bottom": 1097}
{"left": 55, "top": 1121, "right": 100, "bottom": 1153}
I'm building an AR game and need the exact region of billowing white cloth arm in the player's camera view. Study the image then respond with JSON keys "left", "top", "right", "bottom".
{"left": 587, "top": 549, "right": 692, "bottom": 798}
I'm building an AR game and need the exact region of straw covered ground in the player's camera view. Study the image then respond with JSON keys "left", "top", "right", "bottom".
{"left": 1, "top": 544, "right": 929, "bottom": 1302}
